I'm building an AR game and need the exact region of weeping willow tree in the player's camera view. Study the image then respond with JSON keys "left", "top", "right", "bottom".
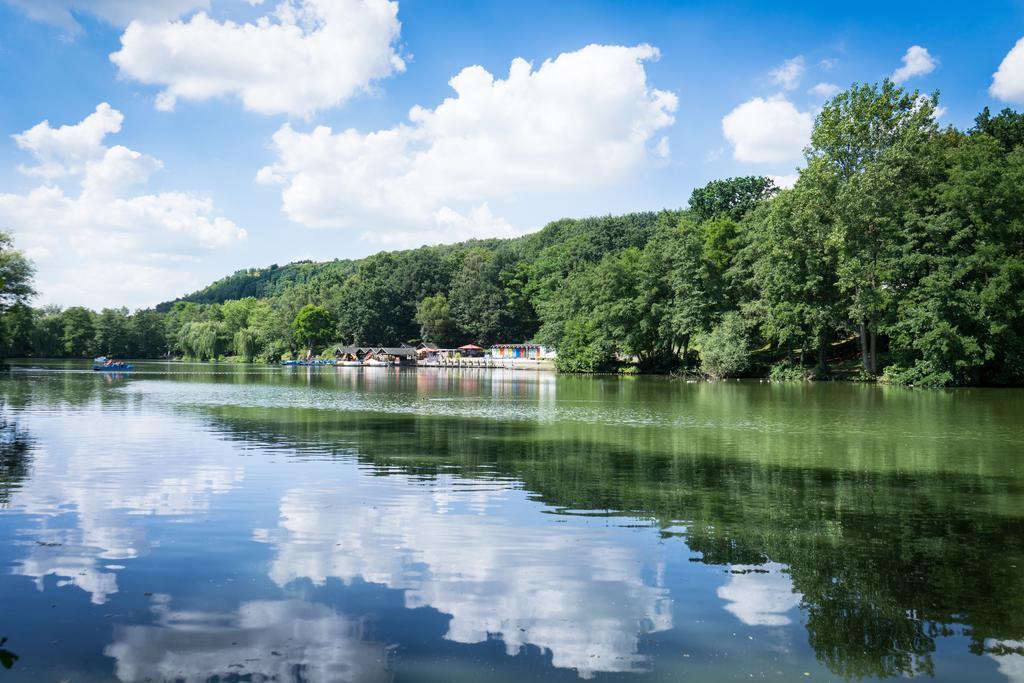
{"left": 233, "top": 327, "right": 259, "bottom": 363}
{"left": 177, "top": 321, "right": 222, "bottom": 361}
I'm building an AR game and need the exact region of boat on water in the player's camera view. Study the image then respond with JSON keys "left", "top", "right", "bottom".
{"left": 362, "top": 358, "right": 392, "bottom": 367}
{"left": 336, "top": 360, "right": 363, "bottom": 367}
{"left": 93, "top": 356, "right": 134, "bottom": 371}
{"left": 280, "top": 359, "right": 336, "bottom": 367}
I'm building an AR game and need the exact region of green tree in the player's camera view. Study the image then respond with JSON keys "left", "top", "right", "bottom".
{"left": 449, "top": 249, "right": 511, "bottom": 346}
{"left": 60, "top": 307, "right": 97, "bottom": 358}
{"left": 688, "top": 176, "right": 779, "bottom": 223}
{"left": 807, "top": 80, "right": 938, "bottom": 373}
{"left": 696, "top": 312, "right": 751, "bottom": 379}
{"left": 233, "top": 327, "right": 260, "bottom": 363}
{"left": 972, "top": 106, "right": 1024, "bottom": 151}
{"left": 750, "top": 160, "right": 842, "bottom": 370}
{"left": 94, "top": 308, "right": 131, "bottom": 357}
{"left": 554, "top": 317, "right": 617, "bottom": 373}
{"left": 177, "top": 320, "right": 221, "bottom": 361}
{"left": 0, "top": 233, "right": 35, "bottom": 314}
{"left": 0, "top": 233, "right": 35, "bottom": 362}
{"left": 292, "top": 304, "right": 334, "bottom": 353}
{"left": 415, "top": 294, "right": 456, "bottom": 346}
{"left": 887, "top": 130, "right": 1024, "bottom": 385}
{"left": 30, "top": 307, "right": 63, "bottom": 357}
{"left": 130, "top": 310, "right": 167, "bottom": 358}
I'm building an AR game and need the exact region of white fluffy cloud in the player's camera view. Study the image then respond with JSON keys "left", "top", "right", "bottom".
{"left": 809, "top": 82, "right": 841, "bottom": 99}
{"left": 721, "top": 95, "right": 812, "bottom": 163}
{"left": 258, "top": 43, "right": 677, "bottom": 244}
{"left": 770, "top": 56, "right": 805, "bottom": 90}
{"left": 3, "top": 0, "right": 206, "bottom": 31}
{"left": 991, "top": 37, "right": 1024, "bottom": 103}
{"left": 892, "top": 45, "right": 937, "bottom": 84}
{"left": 110, "top": 0, "right": 405, "bottom": 116}
{"left": 0, "top": 104, "right": 245, "bottom": 308}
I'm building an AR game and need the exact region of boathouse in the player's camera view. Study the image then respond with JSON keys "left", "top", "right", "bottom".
{"left": 332, "top": 345, "right": 418, "bottom": 363}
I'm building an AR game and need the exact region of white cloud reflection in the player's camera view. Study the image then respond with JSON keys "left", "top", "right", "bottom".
{"left": 987, "top": 640, "right": 1024, "bottom": 683}
{"left": 255, "top": 474, "right": 672, "bottom": 678}
{"left": 8, "top": 411, "right": 243, "bottom": 604}
{"left": 105, "top": 595, "right": 392, "bottom": 682}
{"left": 717, "top": 563, "right": 802, "bottom": 627}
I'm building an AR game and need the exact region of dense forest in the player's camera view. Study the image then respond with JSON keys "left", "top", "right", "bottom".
{"left": 2, "top": 81, "right": 1023, "bottom": 387}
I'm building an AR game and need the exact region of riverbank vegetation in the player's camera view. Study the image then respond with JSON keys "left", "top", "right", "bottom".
{"left": 2, "top": 81, "right": 1023, "bottom": 386}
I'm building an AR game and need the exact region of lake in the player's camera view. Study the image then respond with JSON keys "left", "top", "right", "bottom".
{"left": 0, "top": 361, "right": 1022, "bottom": 682}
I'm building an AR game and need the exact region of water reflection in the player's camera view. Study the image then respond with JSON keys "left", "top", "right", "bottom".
{"left": 106, "top": 596, "right": 392, "bottom": 682}
{"left": 5, "top": 410, "right": 243, "bottom": 604}
{"left": 0, "top": 419, "right": 33, "bottom": 508}
{"left": 717, "top": 563, "right": 801, "bottom": 626}
{"left": 988, "top": 641, "right": 1024, "bottom": 683}
{"left": 207, "top": 402, "right": 1024, "bottom": 680}
{"left": 256, "top": 475, "right": 672, "bottom": 678}
{"left": 0, "top": 365, "right": 1023, "bottom": 682}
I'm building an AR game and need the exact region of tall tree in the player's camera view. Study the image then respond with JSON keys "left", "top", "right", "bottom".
{"left": 750, "top": 160, "right": 842, "bottom": 369}
{"left": 415, "top": 294, "right": 456, "bottom": 347}
{"left": 0, "top": 233, "right": 35, "bottom": 362}
{"left": 449, "top": 249, "right": 511, "bottom": 346}
{"left": 688, "top": 176, "right": 779, "bottom": 223}
{"left": 807, "top": 80, "right": 938, "bottom": 373}
{"left": 292, "top": 304, "right": 334, "bottom": 353}
{"left": 61, "top": 307, "right": 97, "bottom": 358}
{"left": 94, "top": 308, "right": 132, "bottom": 357}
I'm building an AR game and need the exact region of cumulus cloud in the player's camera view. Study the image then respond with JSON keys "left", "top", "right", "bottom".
{"left": 721, "top": 95, "right": 812, "bottom": 163}
{"left": 991, "top": 37, "right": 1024, "bottom": 103}
{"left": 809, "top": 82, "right": 841, "bottom": 99}
{"left": 258, "top": 43, "right": 677, "bottom": 244}
{"left": 770, "top": 56, "right": 805, "bottom": 90}
{"left": 0, "top": 104, "right": 245, "bottom": 308}
{"left": 2, "top": 0, "right": 206, "bottom": 31}
{"left": 892, "top": 45, "right": 937, "bottom": 84}
{"left": 110, "top": 0, "right": 405, "bottom": 117}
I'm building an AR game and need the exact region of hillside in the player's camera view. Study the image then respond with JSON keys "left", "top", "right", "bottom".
{"left": 156, "top": 213, "right": 666, "bottom": 311}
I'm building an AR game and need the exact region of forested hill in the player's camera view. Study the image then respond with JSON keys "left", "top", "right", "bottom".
{"left": 157, "top": 213, "right": 663, "bottom": 311}
{"left": 155, "top": 260, "right": 357, "bottom": 310}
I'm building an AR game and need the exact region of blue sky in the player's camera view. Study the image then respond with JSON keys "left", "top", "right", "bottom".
{"left": 1, "top": 0, "right": 1023, "bottom": 309}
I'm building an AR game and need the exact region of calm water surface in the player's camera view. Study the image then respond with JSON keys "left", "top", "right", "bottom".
{"left": 0, "top": 361, "right": 1022, "bottom": 682}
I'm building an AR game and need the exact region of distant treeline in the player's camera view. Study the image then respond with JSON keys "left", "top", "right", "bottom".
{"left": 2, "top": 81, "right": 1023, "bottom": 387}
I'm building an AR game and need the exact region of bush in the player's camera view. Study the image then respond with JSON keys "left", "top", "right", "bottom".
{"left": 769, "top": 360, "right": 813, "bottom": 382}
{"left": 880, "top": 360, "right": 954, "bottom": 388}
{"left": 695, "top": 313, "right": 751, "bottom": 379}
{"left": 555, "top": 318, "right": 618, "bottom": 373}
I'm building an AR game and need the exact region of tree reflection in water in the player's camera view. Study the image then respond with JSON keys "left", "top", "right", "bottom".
{"left": 0, "top": 418, "right": 33, "bottom": 508}
{"left": 203, "top": 402, "right": 1024, "bottom": 680}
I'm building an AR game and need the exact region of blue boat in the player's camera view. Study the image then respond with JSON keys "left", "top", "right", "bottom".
{"left": 93, "top": 356, "right": 134, "bottom": 371}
